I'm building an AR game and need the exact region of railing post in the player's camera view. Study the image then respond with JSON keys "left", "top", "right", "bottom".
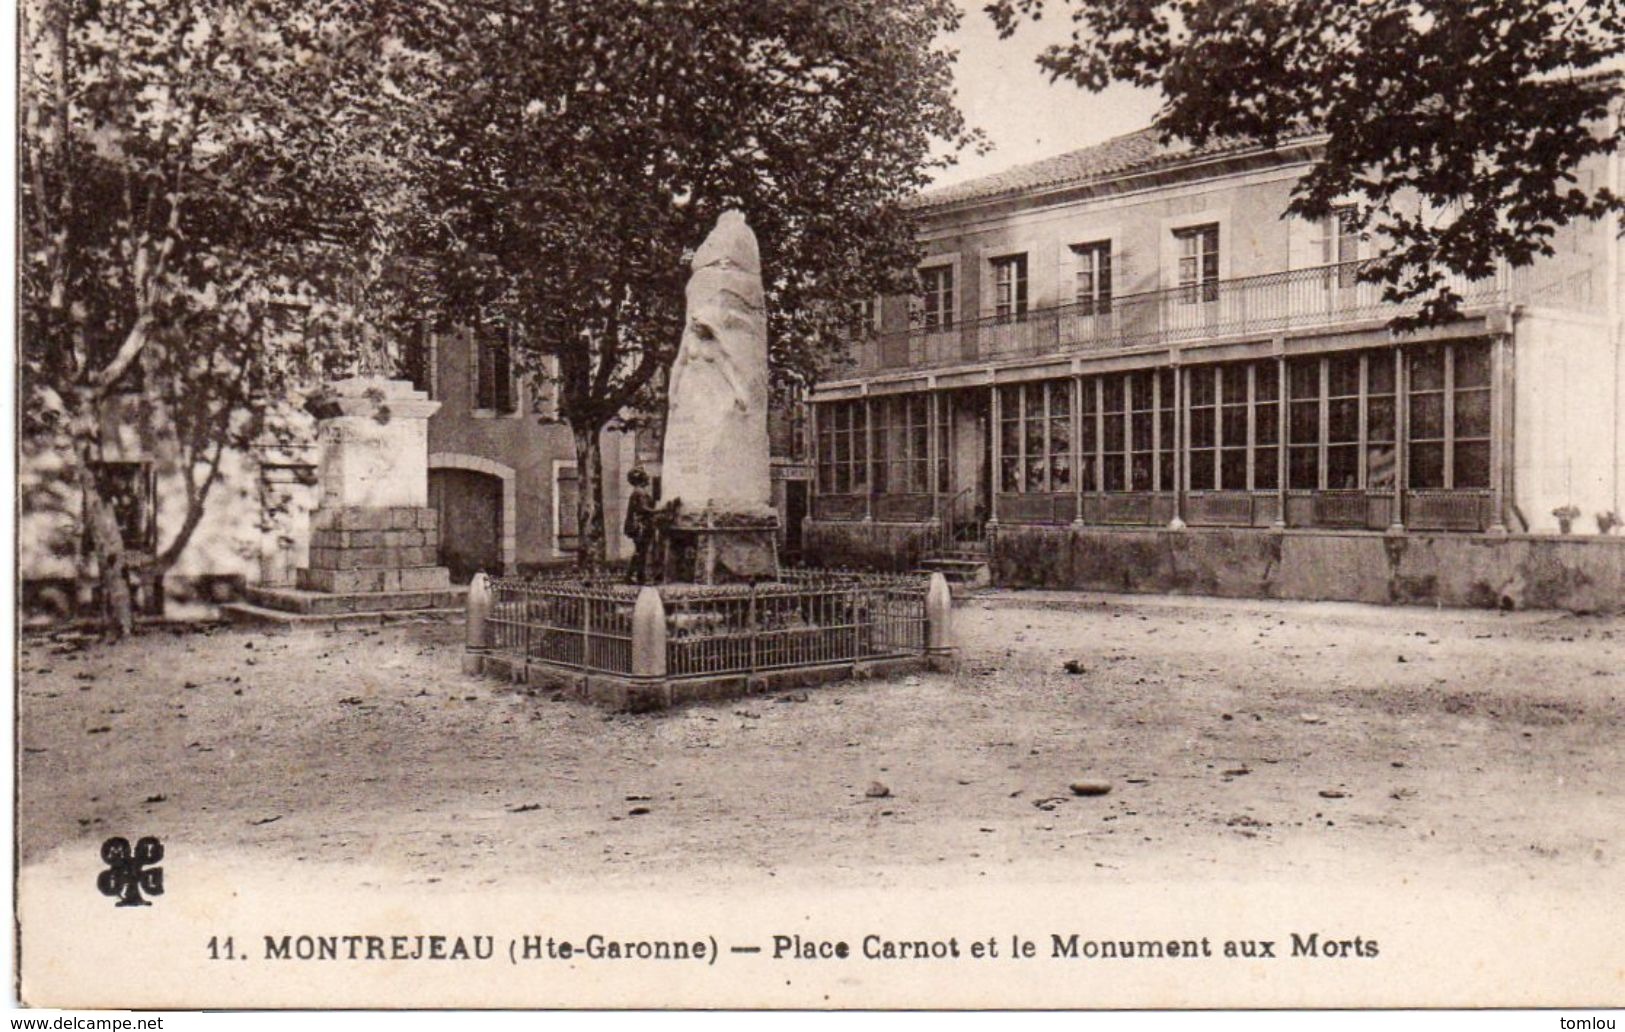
{"left": 463, "top": 572, "right": 491, "bottom": 675}
{"left": 631, "top": 586, "right": 667, "bottom": 681}
{"left": 581, "top": 587, "right": 592, "bottom": 668}
{"left": 748, "top": 581, "right": 758, "bottom": 674}
{"left": 925, "top": 572, "right": 956, "bottom": 671}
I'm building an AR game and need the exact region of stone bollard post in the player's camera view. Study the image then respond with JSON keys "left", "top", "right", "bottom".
{"left": 925, "top": 571, "right": 956, "bottom": 672}
{"left": 631, "top": 586, "right": 668, "bottom": 680}
{"left": 462, "top": 572, "right": 491, "bottom": 675}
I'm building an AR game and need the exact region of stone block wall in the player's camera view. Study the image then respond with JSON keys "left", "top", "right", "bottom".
{"left": 988, "top": 524, "right": 1625, "bottom": 614}
{"left": 296, "top": 506, "right": 450, "bottom": 594}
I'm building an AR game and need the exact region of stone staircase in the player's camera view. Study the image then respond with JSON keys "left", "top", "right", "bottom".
{"left": 917, "top": 542, "right": 991, "bottom": 597}
{"left": 222, "top": 583, "right": 467, "bottom": 630}
{"left": 222, "top": 505, "right": 467, "bottom": 630}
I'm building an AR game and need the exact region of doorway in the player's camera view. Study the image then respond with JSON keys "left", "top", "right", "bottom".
{"left": 429, "top": 468, "right": 504, "bottom": 583}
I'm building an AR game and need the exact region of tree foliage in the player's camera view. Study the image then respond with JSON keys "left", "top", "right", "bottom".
{"left": 20, "top": 0, "right": 434, "bottom": 633}
{"left": 420, "top": 0, "right": 978, "bottom": 565}
{"left": 987, "top": 0, "right": 1625, "bottom": 326}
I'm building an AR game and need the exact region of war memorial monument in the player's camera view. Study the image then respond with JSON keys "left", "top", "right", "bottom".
{"left": 462, "top": 211, "right": 955, "bottom": 710}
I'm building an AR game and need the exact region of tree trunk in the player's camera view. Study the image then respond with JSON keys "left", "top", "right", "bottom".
{"left": 571, "top": 421, "right": 608, "bottom": 572}
{"left": 69, "top": 411, "right": 134, "bottom": 638}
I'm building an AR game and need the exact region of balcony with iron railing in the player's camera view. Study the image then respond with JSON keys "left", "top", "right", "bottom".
{"left": 838, "top": 258, "right": 1551, "bottom": 378}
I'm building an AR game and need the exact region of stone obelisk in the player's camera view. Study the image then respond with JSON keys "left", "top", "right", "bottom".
{"left": 660, "top": 210, "right": 779, "bottom": 583}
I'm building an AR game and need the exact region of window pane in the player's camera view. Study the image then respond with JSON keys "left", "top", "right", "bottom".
{"left": 1368, "top": 352, "right": 1395, "bottom": 394}
{"left": 1159, "top": 453, "right": 1174, "bottom": 491}
{"left": 1049, "top": 381, "right": 1071, "bottom": 418}
{"left": 1078, "top": 455, "right": 1096, "bottom": 492}
{"left": 1104, "top": 413, "right": 1124, "bottom": 451}
{"left": 1051, "top": 455, "right": 1072, "bottom": 490}
{"left": 1189, "top": 368, "right": 1216, "bottom": 406}
{"left": 1190, "top": 451, "right": 1215, "bottom": 490}
{"left": 1222, "top": 406, "right": 1248, "bottom": 446}
{"left": 1290, "top": 401, "right": 1320, "bottom": 443}
{"left": 1050, "top": 418, "right": 1071, "bottom": 454}
{"left": 1256, "top": 362, "right": 1279, "bottom": 401}
{"left": 1080, "top": 379, "right": 1097, "bottom": 415}
{"left": 1367, "top": 445, "right": 1397, "bottom": 489}
{"left": 1454, "top": 389, "right": 1491, "bottom": 438}
{"left": 1104, "top": 455, "right": 1125, "bottom": 491}
{"left": 1001, "top": 458, "right": 1020, "bottom": 492}
{"left": 1255, "top": 403, "right": 1280, "bottom": 445}
{"left": 1410, "top": 393, "right": 1444, "bottom": 439}
{"left": 1026, "top": 457, "right": 1046, "bottom": 491}
{"left": 1190, "top": 407, "right": 1216, "bottom": 448}
{"left": 1409, "top": 348, "right": 1445, "bottom": 390}
{"left": 1368, "top": 397, "right": 1396, "bottom": 442}
{"left": 1289, "top": 447, "right": 1319, "bottom": 490}
{"left": 1024, "top": 381, "right": 1044, "bottom": 414}
{"left": 1409, "top": 442, "right": 1445, "bottom": 488}
{"left": 1220, "top": 449, "right": 1247, "bottom": 490}
{"left": 1222, "top": 364, "right": 1248, "bottom": 402}
{"left": 1131, "top": 456, "right": 1153, "bottom": 491}
{"left": 1454, "top": 441, "right": 1490, "bottom": 487}
{"left": 1290, "top": 360, "right": 1320, "bottom": 399}
{"left": 1131, "top": 412, "right": 1152, "bottom": 450}
{"left": 1328, "top": 398, "right": 1359, "bottom": 442}
{"left": 1327, "top": 444, "right": 1359, "bottom": 489}
{"left": 1080, "top": 414, "right": 1097, "bottom": 451}
{"left": 1001, "top": 419, "right": 1020, "bottom": 454}
{"left": 1025, "top": 421, "right": 1045, "bottom": 456}
{"left": 1102, "top": 376, "right": 1124, "bottom": 412}
{"left": 1454, "top": 345, "right": 1491, "bottom": 388}
{"left": 1328, "top": 353, "right": 1360, "bottom": 396}
{"left": 1254, "top": 448, "right": 1279, "bottom": 489}
{"left": 1131, "top": 374, "right": 1153, "bottom": 411}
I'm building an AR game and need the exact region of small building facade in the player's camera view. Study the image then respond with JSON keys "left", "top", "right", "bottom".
{"left": 407, "top": 324, "right": 642, "bottom": 581}
{"left": 807, "top": 126, "right": 1625, "bottom": 610}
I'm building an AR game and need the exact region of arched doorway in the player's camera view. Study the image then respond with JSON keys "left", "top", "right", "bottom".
{"left": 427, "top": 453, "right": 516, "bottom": 583}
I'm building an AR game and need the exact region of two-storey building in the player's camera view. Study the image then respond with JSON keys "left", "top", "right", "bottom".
{"left": 806, "top": 124, "right": 1625, "bottom": 610}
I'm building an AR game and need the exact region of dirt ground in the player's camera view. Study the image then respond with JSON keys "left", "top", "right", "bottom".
{"left": 16, "top": 591, "right": 1625, "bottom": 896}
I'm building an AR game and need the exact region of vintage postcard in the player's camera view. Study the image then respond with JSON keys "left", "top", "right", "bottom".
{"left": 12, "top": 0, "right": 1625, "bottom": 1012}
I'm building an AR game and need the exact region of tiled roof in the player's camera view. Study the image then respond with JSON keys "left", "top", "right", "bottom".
{"left": 913, "top": 126, "right": 1314, "bottom": 210}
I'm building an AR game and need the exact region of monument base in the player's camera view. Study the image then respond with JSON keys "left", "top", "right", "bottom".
{"left": 664, "top": 512, "right": 780, "bottom": 584}
{"left": 224, "top": 505, "right": 463, "bottom": 629}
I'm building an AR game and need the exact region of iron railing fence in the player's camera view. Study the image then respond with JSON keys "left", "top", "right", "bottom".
{"left": 844, "top": 258, "right": 1523, "bottom": 376}
{"left": 486, "top": 579, "right": 635, "bottom": 674}
{"left": 485, "top": 571, "right": 930, "bottom": 680}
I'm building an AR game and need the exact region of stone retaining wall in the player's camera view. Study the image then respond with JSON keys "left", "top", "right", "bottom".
{"left": 801, "top": 520, "right": 936, "bottom": 573}
{"left": 990, "top": 525, "right": 1625, "bottom": 614}
{"left": 804, "top": 519, "right": 1625, "bottom": 613}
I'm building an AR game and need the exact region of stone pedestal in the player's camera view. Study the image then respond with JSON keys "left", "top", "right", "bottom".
{"left": 298, "top": 377, "right": 452, "bottom": 592}
{"left": 309, "top": 376, "right": 441, "bottom": 509}
{"left": 225, "top": 378, "right": 464, "bottom": 627}
{"left": 664, "top": 512, "right": 780, "bottom": 584}
{"left": 296, "top": 505, "right": 450, "bottom": 593}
